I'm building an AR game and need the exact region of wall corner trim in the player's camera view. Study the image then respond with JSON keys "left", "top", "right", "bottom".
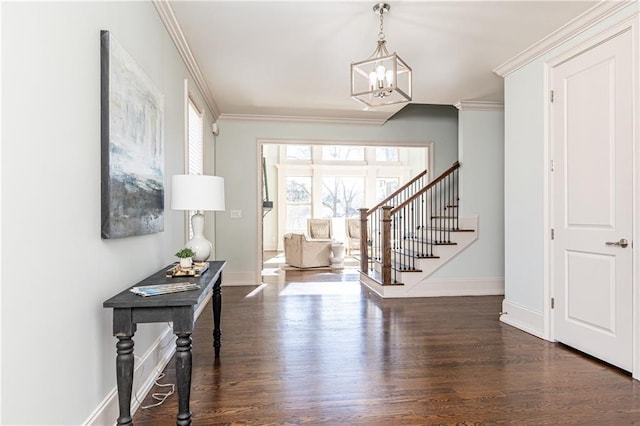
{"left": 152, "top": 0, "right": 221, "bottom": 120}
{"left": 493, "top": 0, "right": 633, "bottom": 77}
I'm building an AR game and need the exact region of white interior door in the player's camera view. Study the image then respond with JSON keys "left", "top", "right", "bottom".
{"left": 551, "top": 29, "right": 633, "bottom": 371}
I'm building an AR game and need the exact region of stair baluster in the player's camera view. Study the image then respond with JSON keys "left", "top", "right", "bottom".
{"left": 361, "top": 162, "right": 459, "bottom": 285}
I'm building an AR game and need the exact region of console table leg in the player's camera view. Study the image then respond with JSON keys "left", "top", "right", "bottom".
{"left": 212, "top": 282, "right": 222, "bottom": 357}
{"left": 115, "top": 336, "right": 134, "bottom": 426}
{"left": 175, "top": 333, "right": 193, "bottom": 426}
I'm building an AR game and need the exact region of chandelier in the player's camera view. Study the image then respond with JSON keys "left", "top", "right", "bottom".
{"left": 350, "top": 3, "right": 412, "bottom": 108}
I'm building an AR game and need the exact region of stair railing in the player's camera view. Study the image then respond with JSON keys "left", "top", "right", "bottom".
{"left": 360, "top": 161, "right": 460, "bottom": 285}
{"left": 359, "top": 169, "right": 429, "bottom": 276}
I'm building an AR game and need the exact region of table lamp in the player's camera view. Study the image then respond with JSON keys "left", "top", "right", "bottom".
{"left": 171, "top": 174, "right": 225, "bottom": 262}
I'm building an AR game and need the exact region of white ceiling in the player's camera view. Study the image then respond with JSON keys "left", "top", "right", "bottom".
{"left": 168, "top": 0, "right": 598, "bottom": 121}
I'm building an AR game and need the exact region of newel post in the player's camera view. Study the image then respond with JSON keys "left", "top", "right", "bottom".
{"left": 381, "top": 206, "right": 392, "bottom": 285}
{"left": 359, "top": 208, "right": 369, "bottom": 273}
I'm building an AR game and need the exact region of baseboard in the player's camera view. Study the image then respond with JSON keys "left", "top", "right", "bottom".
{"left": 362, "top": 276, "right": 504, "bottom": 298}
{"left": 84, "top": 326, "right": 175, "bottom": 425}
{"left": 85, "top": 293, "right": 213, "bottom": 425}
{"left": 499, "top": 299, "right": 545, "bottom": 339}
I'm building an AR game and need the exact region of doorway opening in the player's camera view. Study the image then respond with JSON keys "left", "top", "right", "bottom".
{"left": 260, "top": 140, "right": 431, "bottom": 277}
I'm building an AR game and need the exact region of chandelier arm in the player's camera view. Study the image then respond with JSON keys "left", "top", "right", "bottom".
{"left": 369, "top": 40, "right": 391, "bottom": 59}
{"left": 370, "top": 42, "right": 383, "bottom": 58}
{"left": 380, "top": 42, "right": 390, "bottom": 56}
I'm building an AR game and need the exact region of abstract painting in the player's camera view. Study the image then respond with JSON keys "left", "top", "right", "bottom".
{"left": 100, "top": 30, "right": 164, "bottom": 239}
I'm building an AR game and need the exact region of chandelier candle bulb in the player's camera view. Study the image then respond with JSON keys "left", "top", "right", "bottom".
{"left": 386, "top": 69, "right": 394, "bottom": 86}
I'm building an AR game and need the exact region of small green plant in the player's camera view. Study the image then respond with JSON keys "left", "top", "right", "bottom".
{"left": 175, "top": 248, "right": 195, "bottom": 258}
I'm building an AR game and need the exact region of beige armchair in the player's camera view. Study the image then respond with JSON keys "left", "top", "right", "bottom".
{"left": 307, "top": 218, "right": 333, "bottom": 240}
{"left": 345, "top": 218, "right": 361, "bottom": 256}
{"left": 283, "top": 233, "right": 332, "bottom": 268}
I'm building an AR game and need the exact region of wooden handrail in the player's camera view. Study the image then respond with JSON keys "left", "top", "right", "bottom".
{"left": 366, "top": 169, "right": 428, "bottom": 216}
{"left": 390, "top": 161, "right": 460, "bottom": 215}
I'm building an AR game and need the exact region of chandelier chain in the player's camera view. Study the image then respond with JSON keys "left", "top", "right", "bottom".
{"left": 378, "top": 12, "right": 385, "bottom": 40}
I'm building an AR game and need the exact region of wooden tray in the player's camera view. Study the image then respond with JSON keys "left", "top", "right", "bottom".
{"left": 166, "top": 262, "right": 209, "bottom": 278}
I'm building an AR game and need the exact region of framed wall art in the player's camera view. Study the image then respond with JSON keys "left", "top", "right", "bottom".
{"left": 100, "top": 30, "right": 164, "bottom": 239}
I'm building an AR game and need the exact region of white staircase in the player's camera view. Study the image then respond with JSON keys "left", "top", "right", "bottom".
{"left": 359, "top": 162, "right": 487, "bottom": 297}
{"left": 360, "top": 215, "right": 478, "bottom": 297}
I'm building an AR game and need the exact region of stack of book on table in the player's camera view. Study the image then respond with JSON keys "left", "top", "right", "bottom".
{"left": 130, "top": 282, "right": 200, "bottom": 297}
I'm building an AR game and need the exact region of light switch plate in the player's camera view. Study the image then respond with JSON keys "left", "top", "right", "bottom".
{"left": 230, "top": 210, "right": 242, "bottom": 219}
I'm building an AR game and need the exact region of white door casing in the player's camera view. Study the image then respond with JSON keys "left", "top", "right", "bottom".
{"left": 550, "top": 27, "right": 633, "bottom": 371}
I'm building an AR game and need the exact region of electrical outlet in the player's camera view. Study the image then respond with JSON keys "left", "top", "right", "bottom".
{"left": 230, "top": 210, "right": 242, "bottom": 219}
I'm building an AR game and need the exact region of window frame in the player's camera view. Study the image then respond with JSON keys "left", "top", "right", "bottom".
{"left": 183, "top": 83, "right": 205, "bottom": 240}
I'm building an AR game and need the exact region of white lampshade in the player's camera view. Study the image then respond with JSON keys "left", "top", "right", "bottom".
{"left": 171, "top": 175, "right": 225, "bottom": 212}
{"left": 170, "top": 174, "right": 225, "bottom": 263}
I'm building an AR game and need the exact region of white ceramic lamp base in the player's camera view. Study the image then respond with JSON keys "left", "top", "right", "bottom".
{"left": 186, "top": 213, "right": 212, "bottom": 262}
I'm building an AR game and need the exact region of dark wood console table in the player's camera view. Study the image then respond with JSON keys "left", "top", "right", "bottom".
{"left": 103, "top": 260, "right": 226, "bottom": 426}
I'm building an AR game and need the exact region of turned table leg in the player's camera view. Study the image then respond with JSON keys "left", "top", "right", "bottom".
{"left": 115, "top": 336, "right": 134, "bottom": 426}
{"left": 175, "top": 333, "right": 193, "bottom": 426}
{"left": 212, "top": 279, "right": 222, "bottom": 357}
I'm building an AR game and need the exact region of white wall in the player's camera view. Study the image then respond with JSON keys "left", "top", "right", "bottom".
{"left": 1, "top": 2, "right": 215, "bottom": 424}
{"left": 504, "top": 64, "right": 547, "bottom": 311}
{"left": 215, "top": 105, "right": 459, "bottom": 284}
{"left": 502, "top": 3, "right": 638, "bottom": 332}
{"left": 430, "top": 105, "right": 504, "bottom": 280}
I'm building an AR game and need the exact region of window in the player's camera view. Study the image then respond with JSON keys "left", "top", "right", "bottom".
{"left": 376, "top": 178, "right": 399, "bottom": 201}
{"left": 286, "top": 177, "right": 312, "bottom": 231}
{"left": 322, "top": 145, "right": 364, "bottom": 161}
{"left": 321, "top": 177, "right": 365, "bottom": 218}
{"left": 187, "top": 99, "right": 203, "bottom": 175}
{"left": 285, "top": 145, "right": 311, "bottom": 160}
{"left": 272, "top": 143, "right": 427, "bottom": 247}
{"left": 375, "top": 147, "right": 399, "bottom": 162}
{"left": 186, "top": 97, "right": 203, "bottom": 238}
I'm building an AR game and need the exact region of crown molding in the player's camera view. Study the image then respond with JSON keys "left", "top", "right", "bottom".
{"left": 218, "top": 113, "right": 387, "bottom": 126}
{"left": 152, "top": 0, "right": 221, "bottom": 120}
{"left": 494, "top": 0, "right": 634, "bottom": 77}
{"left": 454, "top": 101, "right": 504, "bottom": 111}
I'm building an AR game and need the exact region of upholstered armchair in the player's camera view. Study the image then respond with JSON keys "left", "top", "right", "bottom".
{"left": 307, "top": 218, "right": 333, "bottom": 240}
{"left": 283, "top": 233, "right": 332, "bottom": 268}
{"left": 345, "top": 218, "right": 361, "bottom": 256}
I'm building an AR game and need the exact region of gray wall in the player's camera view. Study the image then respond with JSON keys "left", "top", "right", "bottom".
{"left": 1, "top": 2, "right": 215, "bottom": 423}
{"left": 215, "top": 105, "right": 459, "bottom": 284}
{"left": 431, "top": 106, "right": 504, "bottom": 280}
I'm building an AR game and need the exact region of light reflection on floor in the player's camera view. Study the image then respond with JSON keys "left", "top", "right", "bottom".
{"left": 278, "top": 280, "right": 362, "bottom": 296}
{"left": 260, "top": 251, "right": 364, "bottom": 297}
{"left": 261, "top": 267, "right": 281, "bottom": 276}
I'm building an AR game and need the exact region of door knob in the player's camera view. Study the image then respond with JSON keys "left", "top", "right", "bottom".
{"left": 605, "top": 238, "right": 629, "bottom": 248}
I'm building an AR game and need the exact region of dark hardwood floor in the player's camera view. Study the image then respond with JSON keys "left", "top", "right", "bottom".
{"left": 133, "top": 268, "right": 640, "bottom": 425}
